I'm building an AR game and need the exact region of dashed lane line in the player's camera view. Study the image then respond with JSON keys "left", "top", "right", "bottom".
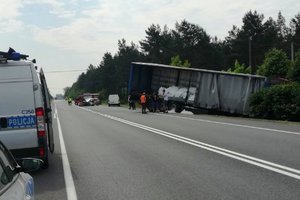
{"left": 79, "top": 106, "right": 300, "bottom": 180}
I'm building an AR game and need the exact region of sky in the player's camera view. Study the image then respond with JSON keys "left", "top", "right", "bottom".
{"left": 0, "top": 0, "right": 299, "bottom": 96}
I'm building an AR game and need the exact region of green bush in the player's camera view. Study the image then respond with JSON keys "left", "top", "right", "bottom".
{"left": 256, "top": 48, "right": 291, "bottom": 78}
{"left": 249, "top": 82, "right": 300, "bottom": 121}
{"left": 227, "top": 60, "right": 251, "bottom": 74}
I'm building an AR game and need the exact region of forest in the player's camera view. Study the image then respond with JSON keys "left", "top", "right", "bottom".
{"left": 64, "top": 10, "right": 300, "bottom": 120}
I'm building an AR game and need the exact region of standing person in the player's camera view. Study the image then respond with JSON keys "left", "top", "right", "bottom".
{"left": 128, "top": 94, "right": 136, "bottom": 110}
{"left": 140, "top": 92, "right": 147, "bottom": 114}
{"left": 131, "top": 96, "right": 136, "bottom": 110}
{"left": 162, "top": 89, "right": 169, "bottom": 113}
{"left": 68, "top": 97, "right": 72, "bottom": 105}
{"left": 128, "top": 94, "right": 132, "bottom": 109}
{"left": 152, "top": 92, "right": 159, "bottom": 112}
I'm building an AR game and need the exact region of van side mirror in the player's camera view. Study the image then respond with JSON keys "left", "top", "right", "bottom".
{"left": 20, "top": 158, "right": 43, "bottom": 172}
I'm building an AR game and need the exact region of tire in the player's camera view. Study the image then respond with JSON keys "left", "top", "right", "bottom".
{"left": 191, "top": 109, "right": 201, "bottom": 115}
{"left": 46, "top": 120, "right": 54, "bottom": 154}
{"left": 42, "top": 156, "right": 49, "bottom": 169}
{"left": 175, "top": 104, "right": 184, "bottom": 113}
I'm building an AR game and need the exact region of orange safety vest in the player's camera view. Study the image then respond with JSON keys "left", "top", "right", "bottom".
{"left": 140, "top": 95, "right": 146, "bottom": 104}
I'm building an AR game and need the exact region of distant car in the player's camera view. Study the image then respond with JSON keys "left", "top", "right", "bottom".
{"left": 0, "top": 140, "right": 42, "bottom": 200}
{"left": 86, "top": 98, "right": 101, "bottom": 106}
{"left": 108, "top": 94, "right": 120, "bottom": 106}
{"left": 86, "top": 98, "right": 94, "bottom": 106}
{"left": 92, "top": 98, "right": 101, "bottom": 105}
{"left": 75, "top": 98, "right": 88, "bottom": 106}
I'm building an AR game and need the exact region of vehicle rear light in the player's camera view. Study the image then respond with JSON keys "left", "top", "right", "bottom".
{"left": 36, "top": 107, "right": 45, "bottom": 137}
{"left": 39, "top": 147, "right": 45, "bottom": 156}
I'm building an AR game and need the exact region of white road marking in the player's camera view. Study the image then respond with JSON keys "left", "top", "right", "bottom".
{"left": 55, "top": 105, "right": 78, "bottom": 200}
{"left": 154, "top": 113, "right": 300, "bottom": 136}
{"left": 79, "top": 106, "right": 300, "bottom": 180}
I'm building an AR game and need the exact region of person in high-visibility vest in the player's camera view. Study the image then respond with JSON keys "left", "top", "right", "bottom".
{"left": 140, "top": 92, "right": 147, "bottom": 114}
{"left": 68, "top": 97, "right": 72, "bottom": 105}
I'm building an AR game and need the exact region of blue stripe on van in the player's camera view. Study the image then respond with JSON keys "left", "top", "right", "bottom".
{"left": 7, "top": 115, "right": 36, "bottom": 128}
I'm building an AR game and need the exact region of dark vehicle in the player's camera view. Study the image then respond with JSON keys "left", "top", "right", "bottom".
{"left": 75, "top": 93, "right": 100, "bottom": 106}
{"left": 128, "top": 62, "right": 267, "bottom": 115}
{"left": 75, "top": 96, "right": 85, "bottom": 106}
{"left": 86, "top": 98, "right": 101, "bottom": 106}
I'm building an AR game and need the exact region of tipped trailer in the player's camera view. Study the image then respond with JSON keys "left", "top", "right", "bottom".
{"left": 128, "top": 62, "right": 267, "bottom": 115}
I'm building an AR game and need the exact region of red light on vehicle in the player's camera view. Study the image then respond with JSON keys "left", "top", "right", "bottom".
{"left": 38, "top": 130, "right": 45, "bottom": 137}
{"left": 39, "top": 147, "right": 45, "bottom": 156}
{"left": 36, "top": 107, "right": 45, "bottom": 138}
{"left": 36, "top": 108, "right": 44, "bottom": 116}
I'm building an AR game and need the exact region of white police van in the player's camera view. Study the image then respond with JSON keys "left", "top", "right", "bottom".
{"left": 0, "top": 48, "right": 54, "bottom": 168}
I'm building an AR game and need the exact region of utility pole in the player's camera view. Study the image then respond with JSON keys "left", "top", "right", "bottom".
{"left": 291, "top": 41, "right": 294, "bottom": 61}
{"left": 249, "top": 36, "right": 253, "bottom": 74}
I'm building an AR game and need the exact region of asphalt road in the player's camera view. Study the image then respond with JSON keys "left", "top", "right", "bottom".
{"left": 32, "top": 100, "right": 300, "bottom": 200}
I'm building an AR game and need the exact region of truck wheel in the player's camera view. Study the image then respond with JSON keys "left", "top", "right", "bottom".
{"left": 175, "top": 104, "right": 184, "bottom": 113}
{"left": 191, "top": 109, "right": 202, "bottom": 115}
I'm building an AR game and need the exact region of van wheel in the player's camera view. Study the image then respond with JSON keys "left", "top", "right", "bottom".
{"left": 42, "top": 156, "right": 49, "bottom": 169}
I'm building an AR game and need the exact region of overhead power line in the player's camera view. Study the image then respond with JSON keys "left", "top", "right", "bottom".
{"left": 44, "top": 69, "right": 86, "bottom": 73}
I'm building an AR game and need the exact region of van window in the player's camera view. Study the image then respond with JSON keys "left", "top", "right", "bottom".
{"left": 0, "top": 65, "right": 32, "bottom": 80}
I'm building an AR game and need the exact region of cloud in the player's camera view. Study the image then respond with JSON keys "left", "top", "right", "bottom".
{"left": 0, "top": 0, "right": 22, "bottom": 19}
{"left": 129, "top": 0, "right": 300, "bottom": 38}
{"left": 31, "top": 16, "right": 121, "bottom": 54}
{"left": 27, "top": 0, "right": 300, "bottom": 57}
{"left": 23, "top": 0, "right": 76, "bottom": 18}
{"left": 0, "top": 0, "right": 24, "bottom": 32}
{"left": 0, "top": 0, "right": 73, "bottom": 33}
{"left": 0, "top": 19, "right": 23, "bottom": 33}
{"left": 30, "top": 1, "right": 129, "bottom": 55}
